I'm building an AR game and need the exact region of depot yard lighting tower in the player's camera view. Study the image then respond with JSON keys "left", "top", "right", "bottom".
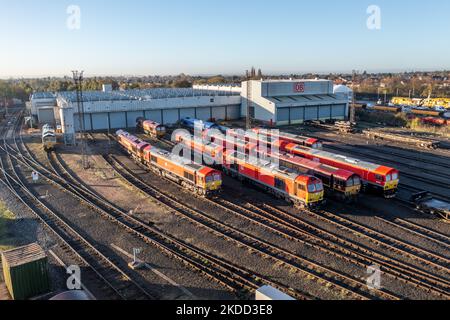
{"left": 72, "top": 70, "right": 89, "bottom": 169}
{"left": 350, "top": 70, "right": 357, "bottom": 124}
{"left": 246, "top": 71, "right": 253, "bottom": 130}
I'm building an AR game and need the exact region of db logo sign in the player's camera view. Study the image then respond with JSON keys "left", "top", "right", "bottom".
{"left": 294, "top": 82, "right": 305, "bottom": 93}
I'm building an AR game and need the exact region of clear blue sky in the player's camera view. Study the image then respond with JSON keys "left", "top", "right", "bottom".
{"left": 1, "top": 0, "right": 449, "bottom": 77}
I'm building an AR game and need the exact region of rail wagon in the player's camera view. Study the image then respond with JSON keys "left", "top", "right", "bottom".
{"left": 371, "top": 105, "right": 402, "bottom": 113}
{"left": 223, "top": 150, "right": 324, "bottom": 208}
{"left": 271, "top": 152, "right": 361, "bottom": 202}
{"left": 281, "top": 143, "right": 399, "bottom": 198}
{"left": 42, "top": 124, "right": 57, "bottom": 151}
{"left": 116, "top": 130, "right": 222, "bottom": 196}
{"left": 137, "top": 118, "right": 166, "bottom": 138}
{"left": 410, "top": 109, "right": 443, "bottom": 117}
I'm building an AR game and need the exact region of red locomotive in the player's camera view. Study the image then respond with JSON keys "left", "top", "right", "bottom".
{"left": 223, "top": 150, "right": 324, "bottom": 208}
{"left": 270, "top": 152, "right": 361, "bottom": 202}
{"left": 175, "top": 132, "right": 325, "bottom": 208}
{"left": 137, "top": 118, "right": 167, "bottom": 138}
{"left": 281, "top": 143, "right": 399, "bottom": 198}
{"left": 116, "top": 130, "right": 222, "bottom": 196}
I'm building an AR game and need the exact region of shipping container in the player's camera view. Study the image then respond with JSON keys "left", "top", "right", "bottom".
{"left": 1, "top": 243, "right": 50, "bottom": 300}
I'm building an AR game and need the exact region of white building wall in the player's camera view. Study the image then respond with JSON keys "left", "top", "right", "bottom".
{"left": 262, "top": 80, "right": 333, "bottom": 97}
{"left": 31, "top": 98, "right": 57, "bottom": 115}
{"left": 241, "top": 80, "right": 276, "bottom": 123}
{"left": 193, "top": 84, "right": 242, "bottom": 93}
{"left": 60, "top": 95, "right": 241, "bottom": 114}
{"left": 243, "top": 79, "right": 349, "bottom": 125}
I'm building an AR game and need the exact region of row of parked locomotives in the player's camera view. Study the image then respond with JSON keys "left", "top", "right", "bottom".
{"left": 281, "top": 143, "right": 399, "bottom": 198}
{"left": 173, "top": 132, "right": 325, "bottom": 208}
{"left": 199, "top": 130, "right": 362, "bottom": 201}
{"left": 132, "top": 118, "right": 399, "bottom": 206}
{"left": 116, "top": 130, "right": 222, "bottom": 196}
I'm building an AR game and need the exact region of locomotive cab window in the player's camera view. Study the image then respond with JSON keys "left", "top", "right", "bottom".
{"left": 151, "top": 155, "right": 157, "bottom": 163}
{"left": 275, "top": 178, "right": 286, "bottom": 191}
{"left": 375, "top": 174, "right": 383, "bottom": 181}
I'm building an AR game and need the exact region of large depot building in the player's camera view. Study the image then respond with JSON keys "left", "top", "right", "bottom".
{"left": 241, "top": 79, "right": 349, "bottom": 126}
{"left": 30, "top": 79, "right": 349, "bottom": 142}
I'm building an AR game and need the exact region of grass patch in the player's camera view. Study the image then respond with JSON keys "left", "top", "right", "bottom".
{"left": 0, "top": 201, "right": 16, "bottom": 252}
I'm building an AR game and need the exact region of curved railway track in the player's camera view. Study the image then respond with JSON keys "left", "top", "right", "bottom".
{"left": 41, "top": 151, "right": 309, "bottom": 300}
{"left": 323, "top": 144, "right": 450, "bottom": 190}
{"left": 104, "top": 152, "right": 450, "bottom": 299}
{"left": 266, "top": 204, "right": 450, "bottom": 273}
{"left": 301, "top": 129, "right": 450, "bottom": 166}
{"left": 2, "top": 129, "right": 293, "bottom": 300}
{"left": 0, "top": 116, "right": 154, "bottom": 300}
{"left": 215, "top": 195, "right": 450, "bottom": 297}
{"left": 103, "top": 155, "right": 393, "bottom": 300}
{"left": 100, "top": 132, "right": 450, "bottom": 298}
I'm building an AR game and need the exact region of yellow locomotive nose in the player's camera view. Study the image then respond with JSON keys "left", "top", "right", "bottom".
{"left": 345, "top": 185, "right": 361, "bottom": 196}
{"left": 384, "top": 180, "right": 399, "bottom": 191}
{"left": 307, "top": 191, "right": 324, "bottom": 204}
{"left": 207, "top": 181, "right": 222, "bottom": 191}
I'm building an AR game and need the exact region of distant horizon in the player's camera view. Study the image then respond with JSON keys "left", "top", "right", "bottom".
{"left": 1, "top": 1, "right": 450, "bottom": 78}
{"left": 1, "top": 68, "right": 449, "bottom": 80}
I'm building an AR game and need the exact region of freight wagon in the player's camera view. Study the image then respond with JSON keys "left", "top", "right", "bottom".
{"left": 410, "top": 109, "right": 444, "bottom": 117}
{"left": 371, "top": 105, "right": 402, "bottom": 113}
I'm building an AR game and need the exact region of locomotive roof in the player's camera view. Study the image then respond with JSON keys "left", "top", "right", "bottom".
{"left": 290, "top": 144, "right": 384, "bottom": 172}
{"left": 229, "top": 151, "right": 302, "bottom": 180}
{"left": 278, "top": 153, "right": 356, "bottom": 180}
{"left": 149, "top": 145, "right": 209, "bottom": 172}
{"left": 254, "top": 128, "right": 317, "bottom": 143}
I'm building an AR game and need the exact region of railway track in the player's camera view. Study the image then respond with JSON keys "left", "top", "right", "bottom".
{"left": 400, "top": 184, "right": 450, "bottom": 204}
{"left": 3, "top": 148, "right": 266, "bottom": 299}
{"left": 373, "top": 216, "right": 450, "bottom": 249}
{"left": 0, "top": 116, "right": 154, "bottom": 300}
{"left": 215, "top": 195, "right": 450, "bottom": 297}
{"left": 306, "top": 131, "right": 450, "bottom": 169}
{"left": 323, "top": 144, "right": 450, "bottom": 188}
{"left": 270, "top": 204, "right": 450, "bottom": 273}
{"left": 41, "top": 150, "right": 307, "bottom": 300}
{"left": 101, "top": 132, "right": 450, "bottom": 298}
{"left": 105, "top": 154, "right": 400, "bottom": 300}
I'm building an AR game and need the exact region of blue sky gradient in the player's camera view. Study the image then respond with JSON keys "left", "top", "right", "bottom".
{"left": 1, "top": 0, "right": 449, "bottom": 77}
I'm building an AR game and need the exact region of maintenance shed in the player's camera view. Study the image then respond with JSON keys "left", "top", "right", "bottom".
{"left": 56, "top": 88, "right": 242, "bottom": 137}
{"left": 241, "top": 79, "right": 349, "bottom": 126}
